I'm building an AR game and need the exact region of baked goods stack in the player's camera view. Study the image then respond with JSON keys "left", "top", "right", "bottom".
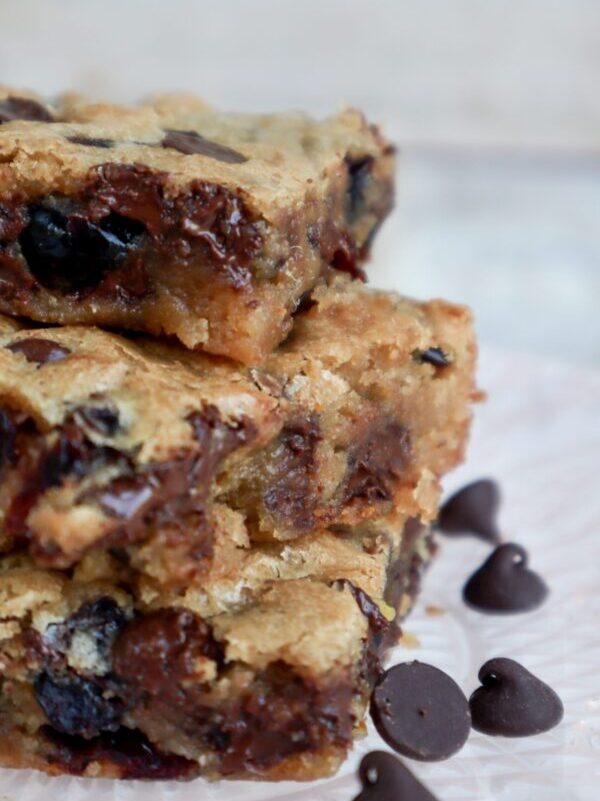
{"left": 0, "top": 90, "right": 477, "bottom": 781}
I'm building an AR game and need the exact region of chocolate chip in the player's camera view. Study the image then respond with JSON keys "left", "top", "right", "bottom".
{"left": 345, "top": 155, "right": 374, "bottom": 223}
{"left": 344, "top": 421, "right": 411, "bottom": 504}
{"left": 437, "top": 479, "right": 501, "bottom": 543}
{"left": 463, "top": 543, "right": 548, "bottom": 613}
{"left": 354, "top": 750, "right": 439, "bottom": 801}
{"left": 74, "top": 404, "right": 120, "bottom": 436}
{"left": 0, "top": 409, "right": 16, "bottom": 472}
{"left": 34, "top": 671, "right": 125, "bottom": 737}
{"left": 370, "top": 661, "right": 471, "bottom": 761}
{"left": 263, "top": 415, "right": 321, "bottom": 529}
{"left": 469, "top": 657, "right": 563, "bottom": 737}
{"left": 162, "top": 129, "right": 247, "bottom": 163}
{"left": 19, "top": 205, "right": 145, "bottom": 293}
{"left": 7, "top": 337, "right": 71, "bottom": 365}
{"left": 414, "top": 347, "right": 450, "bottom": 368}
{"left": 67, "top": 135, "right": 114, "bottom": 148}
{"left": 0, "top": 96, "right": 53, "bottom": 123}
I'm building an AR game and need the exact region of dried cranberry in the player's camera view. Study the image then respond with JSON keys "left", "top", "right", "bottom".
{"left": 19, "top": 205, "right": 145, "bottom": 292}
{"left": 34, "top": 671, "right": 125, "bottom": 737}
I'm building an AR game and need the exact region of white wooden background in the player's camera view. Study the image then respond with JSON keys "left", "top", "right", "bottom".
{"left": 0, "top": 0, "right": 598, "bottom": 363}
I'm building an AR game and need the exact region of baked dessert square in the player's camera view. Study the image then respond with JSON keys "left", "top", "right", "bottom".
{"left": 0, "top": 513, "right": 433, "bottom": 780}
{"left": 0, "top": 89, "right": 394, "bottom": 362}
{"left": 0, "top": 278, "right": 477, "bottom": 586}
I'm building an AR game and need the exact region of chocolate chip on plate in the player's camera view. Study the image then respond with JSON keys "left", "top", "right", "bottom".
{"left": 161, "top": 129, "right": 247, "bottom": 163}
{"left": 370, "top": 661, "right": 471, "bottom": 761}
{"left": 353, "top": 750, "right": 439, "bottom": 801}
{"left": 463, "top": 543, "right": 548, "bottom": 613}
{"left": 7, "top": 338, "right": 72, "bottom": 365}
{"left": 469, "top": 657, "right": 564, "bottom": 737}
{"left": 437, "top": 478, "right": 501, "bottom": 542}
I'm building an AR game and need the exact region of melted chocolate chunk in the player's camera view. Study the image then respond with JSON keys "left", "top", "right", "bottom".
{"left": 4, "top": 419, "right": 125, "bottom": 540}
{"left": 370, "top": 661, "right": 471, "bottom": 761}
{"left": 88, "top": 163, "right": 261, "bottom": 283}
{"left": 6, "top": 337, "right": 71, "bottom": 365}
{"left": 354, "top": 750, "right": 439, "bottom": 801}
{"left": 67, "top": 135, "right": 114, "bottom": 148}
{"left": 344, "top": 581, "right": 391, "bottom": 637}
{"left": 263, "top": 415, "right": 321, "bottom": 528}
{"left": 463, "top": 543, "right": 548, "bottom": 613}
{"left": 34, "top": 671, "right": 125, "bottom": 737}
{"left": 469, "top": 657, "right": 564, "bottom": 737}
{"left": 113, "top": 608, "right": 221, "bottom": 698}
{"left": 74, "top": 403, "right": 120, "bottom": 436}
{"left": 414, "top": 347, "right": 450, "bottom": 368}
{"left": 44, "top": 727, "right": 197, "bottom": 779}
{"left": 19, "top": 205, "right": 145, "bottom": 292}
{"left": 438, "top": 479, "right": 501, "bottom": 543}
{"left": 0, "top": 96, "right": 53, "bottom": 123}
{"left": 0, "top": 408, "right": 16, "bottom": 472}
{"left": 114, "top": 608, "right": 353, "bottom": 774}
{"left": 346, "top": 155, "right": 374, "bottom": 223}
{"left": 345, "top": 421, "right": 411, "bottom": 503}
{"left": 162, "top": 129, "right": 247, "bottom": 163}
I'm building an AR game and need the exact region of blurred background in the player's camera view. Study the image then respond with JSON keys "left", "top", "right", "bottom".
{"left": 1, "top": 0, "right": 598, "bottom": 364}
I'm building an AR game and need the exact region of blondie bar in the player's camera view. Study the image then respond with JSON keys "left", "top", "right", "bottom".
{"left": 0, "top": 514, "right": 432, "bottom": 780}
{"left": 0, "top": 278, "right": 476, "bottom": 585}
{"left": 0, "top": 89, "right": 394, "bottom": 362}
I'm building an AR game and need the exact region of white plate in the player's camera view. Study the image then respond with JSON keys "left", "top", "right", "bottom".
{"left": 2, "top": 346, "right": 599, "bottom": 801}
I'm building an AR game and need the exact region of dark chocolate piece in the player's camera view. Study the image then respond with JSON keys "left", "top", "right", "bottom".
{"left": 34, "top": 671, "right": 125, "bottom": 737}
{"left": 0, "top": 409, "right": 16, "bottom": 472}
{"left": 344, "top": 421, "right": 411, "bottom": 503}
{"left": 263, "top": 415, "right": 322, "bottom": 529}
{"left": 19, "top": 205, "right": 144, "bottom": 292}
{"left": 0, "top": 96, "right": 53, "bottom": 123}
{"left": 414, "top": 347, "right": 449, "bottom": 368}
{"left": 43, "top": 727, "right": 197, "bottom": 780}
{"left": 67, "top": 135, "right": 114, "bottom": 148}
{"left": 345, "top": 155, "right": 374, "bottom": 223}
{"left": 6, "top": 337, "right": 71, "bottom": 365}
{"left": 437, "top": 479, "right": 501, "bottom": 542}
{"left": 469, "top": 657, "right": 564, "bottom": 737}
{"left": 162, "top": 129, "right": 247, "bottom": 163}
{"left": 370, "top": 661, "right": 471, "bottom": 761}
{"left": 354, "top": 750, "right": 439, "bottom": 801}
{"left": 463, "top": 543, "right": 548, "bottom": 613}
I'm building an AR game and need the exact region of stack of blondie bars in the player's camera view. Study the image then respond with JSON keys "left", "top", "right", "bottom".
{"left": 0, "top": 90, "right": 477, "bottom": 781}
